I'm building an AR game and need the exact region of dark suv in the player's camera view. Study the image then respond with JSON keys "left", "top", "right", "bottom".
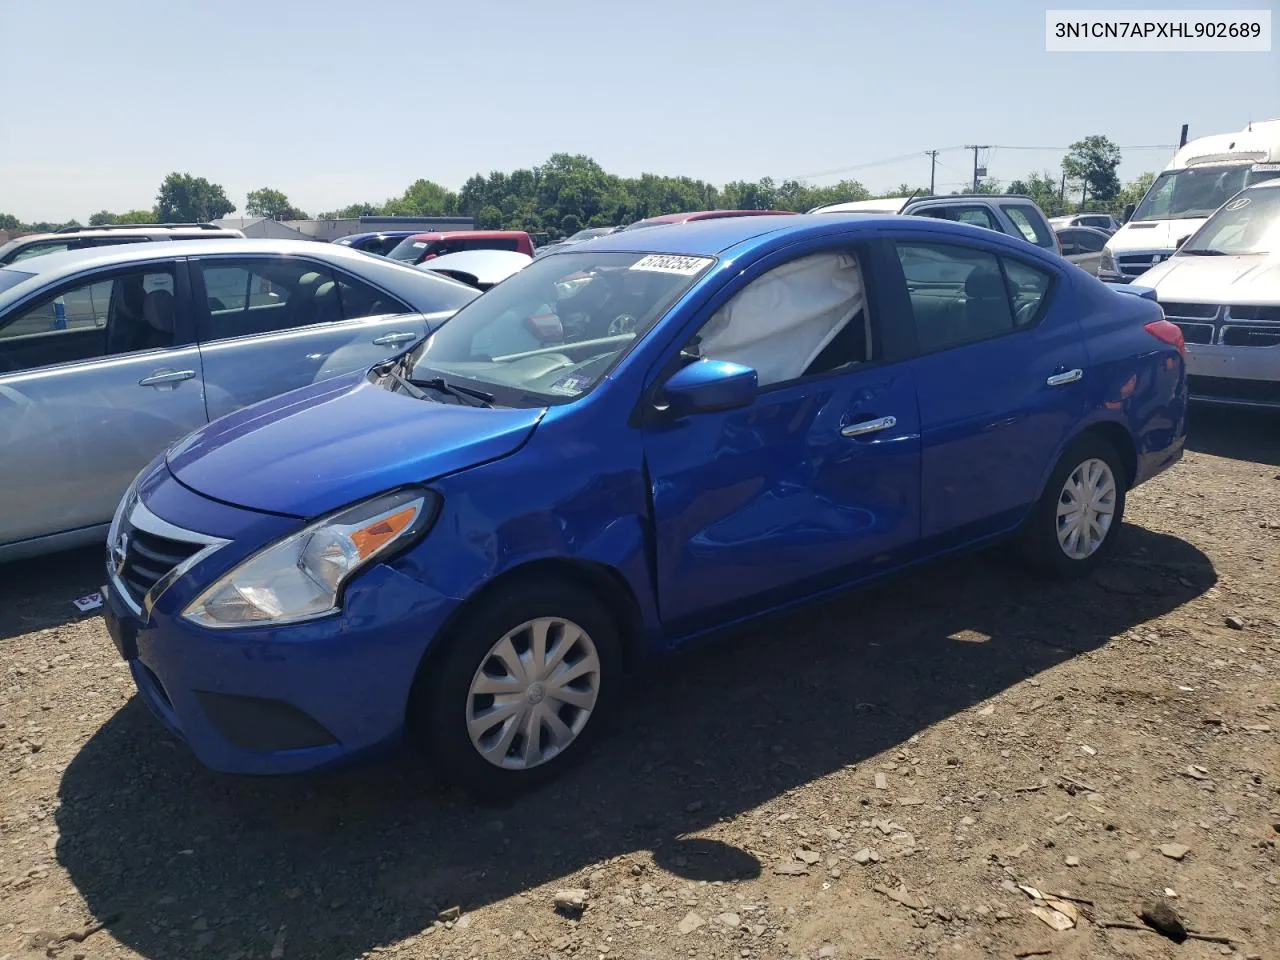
{"left": 0, "top": 223, "right": 244, "bottom": 266}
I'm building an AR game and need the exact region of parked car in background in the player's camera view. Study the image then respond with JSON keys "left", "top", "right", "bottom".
{"left": 99, "top": 213, "right": 1185, "bottom": 794}
{"left": 533, "top": 227, "right": 618, "bottom": 257}
{"left": 812, "top": 195, "right": 1062, "bottom": 255}
{"left": 333, "top": 231, "right": 420, "bottom": 257}
{"left": 1130, "top": 178, "right": 1280, "bottom": 408}
{"left": 1055, "top": 226, "right": 1112, "bottom": 275}
{"left": 0, "top": 239, "right": 479, "bottom": 562}
{"left": 386, "top": 231, "right": 535, "bottom": 265}
{"left": 0, "top": 223, "right": 245, "bottom": 266}
{"left": 1050, "top": 213, "right": 1122, "bottom": 234}
{"left": 418, "top": 249, "right": 532, "bottom": 290}
{"left": 618, "top": 209, "right": 798, "bottom": 232}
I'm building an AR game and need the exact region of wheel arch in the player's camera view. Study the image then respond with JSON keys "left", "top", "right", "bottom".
{"left": 406, "top": 557, "right": 646, "bottom": 724}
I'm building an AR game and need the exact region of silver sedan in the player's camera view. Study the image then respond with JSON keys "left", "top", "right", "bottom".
{"left": 0, "top": 238, "right": 479, "bottom": 562}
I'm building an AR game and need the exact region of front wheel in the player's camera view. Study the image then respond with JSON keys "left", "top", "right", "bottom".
{"left": 411, "top": 577, "right": 622, "bottom": 798}
{"left": 1018, "top": 434, "right": 1127, "bottom": 578}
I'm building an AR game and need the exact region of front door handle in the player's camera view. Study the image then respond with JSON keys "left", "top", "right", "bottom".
{"left": 841, "top": 415, "right": 897, "bottom": 438}
{"left": 371, "top": 331, "right": 418, "bottom": 346}
{"left": 138, "top": 369, "right": 196, "bottom": 388}
{"left": 1046, "top": 368, "right": 1084, "bottom": 387}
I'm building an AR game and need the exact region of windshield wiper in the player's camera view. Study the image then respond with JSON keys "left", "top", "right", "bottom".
{"left": 406, "top": 375, "right": 495, "bottom": 407}
{"left": 1180, "top": 248, "right": 1228, "bottom": 256}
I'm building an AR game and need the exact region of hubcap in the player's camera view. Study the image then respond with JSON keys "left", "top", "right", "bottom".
{"left": 465, "top": 617, "right": 601, "bottom": 770}
{"left": 1056, "top": 457, "right": 1117, "bottom": 560}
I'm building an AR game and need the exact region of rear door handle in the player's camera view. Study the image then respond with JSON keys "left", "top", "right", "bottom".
{"left": 1046, "top": 368, "right": 1083, "bottom": 386}
{"left": 138, "top": 369, "right": 196, "bottom": 388}
{"left": 371, "top": 331, "right": 418, "bottom": 346}
{"left": 841, "top": 415, "right": 897, "bottom": 438}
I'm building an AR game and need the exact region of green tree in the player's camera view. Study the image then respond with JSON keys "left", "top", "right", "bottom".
{"left": 156, "top": 172, "right": 236, "bottom": 222}
{"left": 116, "top": 209, "right": 158, "bottom": 224}
{"left": 89, "top": 210, "right": 118, "bottom": 226}
{"left": 1062, "top": 135, "right": 1122, "bottom": 209}
{"left": 1008, "top": 170, "right": 1068, "bottom": 217}
{"left": 246, "top": 187, "right": 307, "bottom": 221}
{"left": 316, "top": 202, "right": 381, "bottom": 219}
{"left": 0, "top": 212, "right": 23, "bottom": 230}
{"left": 382, "top": 179, "right": 458, "bottom": 217}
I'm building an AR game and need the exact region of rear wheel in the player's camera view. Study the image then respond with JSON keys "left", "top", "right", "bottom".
{"left": 411, "top": 577, "right": 621, "bottom": 798}
{"left": 1018, "top": 434, "right": 1127, "bottom": 578}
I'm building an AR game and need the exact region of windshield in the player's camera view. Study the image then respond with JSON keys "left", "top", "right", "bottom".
{"left": 387, "top": 237, "right": 435, "bottom": 262}
{"left": 0, "top": 268, "right": 35, "bottom": 295}
{"left": 1180, "top": 187, "right": 1280, "bottom": 256}
{"left": 1131, "top": 164, "right": 1279, "bottom": 221}
{"left": 406, "top": 251, "right": 714, "bottom": 403}
{"left": 567, "top": 228, "right": 611, "bottom": 241}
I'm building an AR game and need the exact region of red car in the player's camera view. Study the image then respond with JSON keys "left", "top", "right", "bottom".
{"left": 618, "top": 209, "right": 798, "bottom": 232}
{"left": 386, "top": 230, "right": 535, "bottom": 265}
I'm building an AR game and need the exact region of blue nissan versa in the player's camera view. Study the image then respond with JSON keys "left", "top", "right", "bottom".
{"left": 101, "top": 214, "right": 1187, "bottom": 795}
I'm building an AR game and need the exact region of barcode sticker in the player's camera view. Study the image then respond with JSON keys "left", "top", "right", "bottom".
{"left": 629, "top": 255, "right": 713, "bottom": 276}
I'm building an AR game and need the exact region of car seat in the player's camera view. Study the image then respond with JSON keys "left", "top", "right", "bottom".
{"left": 962, "top": 268, "right": 1014, "bottom": 340}
{"left": 139, "top": 289, "right": 175, "bottom": 349}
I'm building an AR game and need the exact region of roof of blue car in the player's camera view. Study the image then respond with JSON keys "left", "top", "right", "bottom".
{"left": 575, "top": 212, "right": 969, "bottom": 256}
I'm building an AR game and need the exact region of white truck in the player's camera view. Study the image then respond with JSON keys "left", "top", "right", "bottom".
{"left": 1099, "top": 119, "right": 1280, "bottom": 283}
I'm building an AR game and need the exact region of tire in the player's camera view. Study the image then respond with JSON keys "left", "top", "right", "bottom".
{"left": 1017, "top": 433, "right": 1128, "bottom": 579}
{"left": 410, "top": 576, "right": 622, "bottom": 799}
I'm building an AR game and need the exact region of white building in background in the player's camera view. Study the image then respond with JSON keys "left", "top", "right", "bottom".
{"left": 212, "top": 215, "right": 476, "bottom": 242}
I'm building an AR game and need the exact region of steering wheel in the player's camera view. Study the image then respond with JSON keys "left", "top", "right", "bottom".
{"left": 607, "top": 313, "right": 637, "bottom": 336}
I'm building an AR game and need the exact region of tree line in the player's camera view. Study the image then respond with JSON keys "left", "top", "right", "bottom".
{"left": 3, "top": 136, "right": 1155, "bottom": 239}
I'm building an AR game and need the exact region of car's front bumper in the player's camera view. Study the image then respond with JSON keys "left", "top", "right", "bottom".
{"left": 1186, "top": 343, "right": 1280, "bottom": 409}
{"left": 103, "top": 467, "right": 463, "bottom": 776}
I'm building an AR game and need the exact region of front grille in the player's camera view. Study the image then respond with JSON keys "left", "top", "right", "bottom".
{"left": 1174, "top": 322, "right": 1215, "bottom": 345}
{"left": 1228, "top": 305, "right": 1280, "bottom": 323}
{"left": 1188, "top": 375, "right": 1280, "bottom": 406}
{"left": 1221, "top": 326, "right": 1280, "bottom": 348}
{"left": 117, "top": 523, "right": 202, "bottom": 606}
{"left": 1160, "top": 301, "right": 1218, "bottom": 319}
{"left": 1118, "top": 253, "right": 1168, "bottom": 277}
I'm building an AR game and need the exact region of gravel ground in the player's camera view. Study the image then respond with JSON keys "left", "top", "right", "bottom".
{"left": 1, "top": 407, "right": 1277, "bottom": 960}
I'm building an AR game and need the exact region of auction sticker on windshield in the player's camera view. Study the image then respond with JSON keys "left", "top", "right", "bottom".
{"left": 629, "top": 255, "right": 713, "bottom": 275}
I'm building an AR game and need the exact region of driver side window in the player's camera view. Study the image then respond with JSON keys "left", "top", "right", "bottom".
{"left": 690, "top": 250, "right": 871, "bottom": 388}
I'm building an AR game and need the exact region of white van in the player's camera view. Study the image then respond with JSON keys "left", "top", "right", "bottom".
{"left": 1099, "top": 119, "right": 1280, "bottom": 282}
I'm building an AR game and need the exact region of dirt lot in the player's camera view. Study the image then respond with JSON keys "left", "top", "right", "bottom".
{"left": 1, "top": 407, "right": 1277, "bottom": 960}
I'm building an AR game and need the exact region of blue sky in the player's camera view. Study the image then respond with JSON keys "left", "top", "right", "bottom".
{"left": 1, "top": 0, "right": 1276, "bottom": 221}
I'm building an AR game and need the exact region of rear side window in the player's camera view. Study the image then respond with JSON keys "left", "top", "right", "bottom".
{"left": 915, "top": 205, "right": 1000, "bottom": 231}
{"left": 895, "top": 242, "right": 1053, "bottom": 352}
{"left": 1000, "top": 204, "right": 1056, "bottom": 250}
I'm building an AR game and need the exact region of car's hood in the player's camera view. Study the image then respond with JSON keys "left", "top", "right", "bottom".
{"left": 1108, "top": 218, "right": 1208, "bottom": 254}
{"left": 165, "top": 370, "right": 546, "bottom": 518}
{"left": 1137, "top": 254, "right": 1280, "bottom": 304}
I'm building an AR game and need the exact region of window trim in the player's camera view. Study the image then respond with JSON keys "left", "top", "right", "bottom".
{"left": 890, "top": 237, "right": 1060, "bottom": 358}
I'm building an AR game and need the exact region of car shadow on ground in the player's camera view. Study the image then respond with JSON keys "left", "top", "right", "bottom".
{"left": 55, "top": 526, "right": 1214, "bottom": 960}
{"left": 0, "top": 545, "right": 105, "bottom": 642}
{"left": 1187, "top": 404, "right": 1280, "bottom": 467}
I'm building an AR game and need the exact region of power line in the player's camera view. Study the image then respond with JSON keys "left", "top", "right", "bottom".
{"left": 990, "top": 144, "right": 1175, "bottom": 150}
{"left": 791, "top": 147, "right": 965, "bottom": 181}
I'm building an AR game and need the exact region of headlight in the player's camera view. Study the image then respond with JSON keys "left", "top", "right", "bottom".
{"left": 1099, "top": 248, "right": 1117, "bottom": 274}
{"left": 182, "top": 489, "right": 439, "bottom": 629}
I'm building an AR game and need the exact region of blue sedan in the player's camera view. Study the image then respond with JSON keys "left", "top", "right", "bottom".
{"left": 100, "top": 214, "right": 1188, "bottom": 795}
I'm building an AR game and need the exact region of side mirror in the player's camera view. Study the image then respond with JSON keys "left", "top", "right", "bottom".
{"left": 658, "top": 359, "right": 757, "bottom": 417}
{"left": 1123, "top": 203, "right": 1135, "bottom": 223}
{"left": 1175, "top": 235, "right": 1189, "bottom": 249}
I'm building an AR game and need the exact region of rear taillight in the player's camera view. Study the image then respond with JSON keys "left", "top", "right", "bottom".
{"left": 1144, "top": 318, "right": 1185, "bottom": 356}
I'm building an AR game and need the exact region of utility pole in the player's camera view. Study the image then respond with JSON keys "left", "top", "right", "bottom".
{"left": 964, "top": 145, "right": 989, "bottom": 193}
{"left": 1060, "top": 170, "right": 1067, "bottom": 203}
{"left": 925, "top": 150, "right": 939, "bottom": 195}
